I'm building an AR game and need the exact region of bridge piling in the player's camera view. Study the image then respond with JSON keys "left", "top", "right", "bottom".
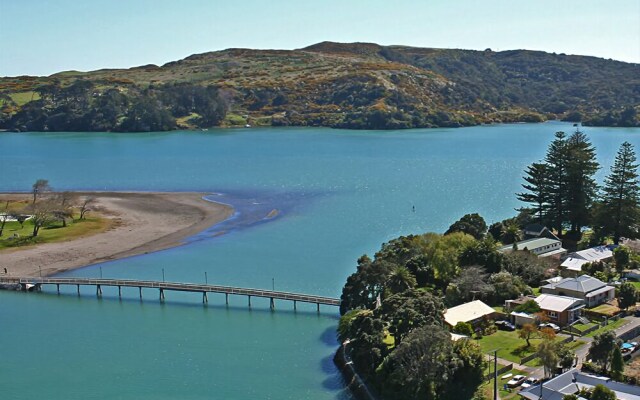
{"left": 118, "top": 286, "right": 121, "bottom": 299}
{"left": 270, "top": 297, "right": 274, "bottom": 310}
{"left": 96, "top": 285, "right": 102, "bottom": 297}
{"left": 317, "top": 303, "right": 320, "bottom": 313}
{"left": 159, "top": 288, "right": 165, "bottom": 302}
{"left": 293, "top": 300, "right": 297, "bottom": 311}
{"left": 56, "top": 284, "right": 60, "bottom": 295}
{"left": 225, "top": 293, "right": 228, "bottom": 305}
{"left": 203, "top": 292, "right": 208, "bottom": 304}
{"left": 77, "top": 284, "right": 80, "bottom": 296}
{"left": 139, "top": 287, "right": 142, "bottom": 300}
{"left": 248, "top": 295, "right": 251, "bottom": 307}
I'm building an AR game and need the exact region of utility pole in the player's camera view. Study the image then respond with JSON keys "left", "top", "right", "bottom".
{"left": 494, "top": 350, "right": 498, "bottom": 400}
{"left": 272, "top": 277, "right": 275, "bottom": 291}
{"left": 205, "top": 271, "right": 208, "bottom": 285}
{"left": 162, "top": 268, "right": 165, "bottom": 282}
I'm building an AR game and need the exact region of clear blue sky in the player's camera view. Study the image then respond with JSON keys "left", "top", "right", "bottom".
{"left": 1, "top": 0, "right": 638, "bottom": 77}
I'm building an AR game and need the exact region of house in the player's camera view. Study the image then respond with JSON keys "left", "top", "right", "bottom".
{"left": 498, "top": 238, "right": 567, "bottom": 259}
{"left": 504, "top": 295, "right": 538, "bottom": 312}
{"left": 523, "top": 224, "right": 561, "bottom": 241}
{"left": 443, "top": 300, "right": 495, "bottom": 328}
{"left": 560, "top": 246, "right": 615, "bottom": 276}
{"left": 519, "top": 368, "right": 640, "bottom": 400}
{"left": 540, "top": 275, "right": 615, "bottom": 307}
{"left": 510, "top": 311, "right": 537, "bottom": 327}
{"left": 534, "top": 294, "right": 585, "bottom": 326}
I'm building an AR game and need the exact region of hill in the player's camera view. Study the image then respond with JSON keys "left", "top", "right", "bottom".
{"left": 1, "top": 42, "right": 638, "bottom": 131}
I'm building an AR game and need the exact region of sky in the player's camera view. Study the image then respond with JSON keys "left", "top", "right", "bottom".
{"left": 1, "top": 0, "right": 639, "bottom": 77}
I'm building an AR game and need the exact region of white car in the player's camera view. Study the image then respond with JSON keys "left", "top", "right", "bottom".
{"left": 507, "top": 374, "right": 527, "bottom": 388}
{"left": 521, "top": 377, "right": 539, "bottom": 388}
{"left": 539, "top": 323, "right": 561, "bottom": 333}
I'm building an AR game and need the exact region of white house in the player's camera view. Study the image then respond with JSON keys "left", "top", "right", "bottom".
{"left": 560, "top": 246, "right": 614, "bottom": 276}
{"left": 498, "top": 238, "right": 567, "bottom": 259}
{"left": 444, "top": 300, "right": 495, "bottom": 328}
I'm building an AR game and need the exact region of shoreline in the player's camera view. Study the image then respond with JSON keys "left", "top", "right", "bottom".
{"left": 0, "top": 192, "right": 233, "bottom": 277}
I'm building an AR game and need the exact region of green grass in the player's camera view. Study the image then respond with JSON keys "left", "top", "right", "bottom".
{"left": 630, "top": 281, "right": 640, "bottom": 290}
{"left": 476, "top": 330, "right": 540, "bottom": 364}
{"left": 0, "top": 216, "right": 111, "bottom": 250}
{"left": 223, "top": 113, "right": 247, "bottom": 126}
{"left": 480, "top": 367, "right": 527, "bottom": 400}
{"left": 531, "top": 287, "right": 541, "bottom": 296}
{"left": 584, "top": 318, "right": 627, "bottom": 338}
{"left": 589, "top": 303, "right": 621, "bottom": 316}
{"left": 8, "top": 91, "right": 39, "bottom": 106}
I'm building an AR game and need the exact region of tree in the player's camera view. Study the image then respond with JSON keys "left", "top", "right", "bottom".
{"left": 340, "top": 255, "right": 392, "bottom": 314}
{"left": 376, "top": 325, "right": 459, "bottom": 400}
{"left": 27, "top": 199, "right": 57, "bottom": 237}
{"left": 514, "top": 299, "right": 541, "bottom": 314}
{"left": 518, "top": 323, "right": 537, "bottom": 347}
{"left": 588, "top": 331, "right": 618, "bottom": 373}
{"left": 386, "top": 265, "right": 417, "bottom": 295}
{"left": 563, "top": 395, "right": 579, "bottom": 400}
{"left": 517, "top": 162, "right": 550, "bottom": 223}
{"left": 489, "top": 272, "right": 532, "bottom": 304}
{"left": 458, "top": 237, "right": 503, "bottom": 274}
{"left": 446, "top": 266, "right": 494, "bottom": 305}
{"left": 590, "top": 384, "right": 617, "bottom": 400}
{"left": 32, "top": 179, "right": 51, "bottom": 204}
{"left": 446, "top": 339, "right": 487, "bottom": 400}
{"left": 565, "top": 129, "right": 599, "bottom": 234}
{"left": 500, "top": 222, "right": 522, "bottom": 245}
{"left": 613, "top": 246, "right": 631, "bottom": 273}
{"left": 545, "top": 131, "right": 570, "bottom": 235}
{"left": 378, "top": 290, "right": 445, "bottom": 344}
{"left": 345, "top": 312, "right": 387, "bottom": 378}
{"left": 610, "top": 346, "right": 624, "bottom": 381}
{"left": 502, "top": 251, "right": 547, "bottom": 286}
{"left": 617, "top": 282, "right": 637, "bottom": 311}
{"left": 597, "top": 142, "right": 640, "bottom": 243}
{"left": 558, "top": 344, "right": 576, "bottom": 372}
{"left": 453, "top": 321, "right": 474, "bottom": 337}
{"left": 538, "top": 337, "right": 559, "bottom": 378}
{"left": 445, "top": 213, "right": 487, "bottom": 240}
{"left": 79, "top": 196, "right": 96, "bottom": 219}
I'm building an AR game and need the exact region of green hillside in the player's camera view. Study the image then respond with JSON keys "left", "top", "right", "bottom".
{"left": 1, "top": 42, "right": 638, "bottom": 131}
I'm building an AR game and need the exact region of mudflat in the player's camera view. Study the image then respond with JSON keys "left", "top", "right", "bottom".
{"left": 0, "top": 192, "right": 233, "bottom": 277}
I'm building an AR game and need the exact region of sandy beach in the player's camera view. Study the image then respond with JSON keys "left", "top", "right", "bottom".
{"left": 0, "top": 192, "right": 233, "bottom": 277}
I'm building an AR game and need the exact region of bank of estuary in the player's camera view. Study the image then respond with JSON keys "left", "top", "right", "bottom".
{"left": 0, "top": 192, "right": 233, "bottom": 277}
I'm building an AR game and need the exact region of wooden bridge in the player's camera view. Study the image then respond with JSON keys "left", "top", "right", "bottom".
{"left": 0, "top": 277, "right": 341, "bottom": 312}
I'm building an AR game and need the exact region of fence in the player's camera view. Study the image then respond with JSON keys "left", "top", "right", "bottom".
{"left": 484, "top": 363, "right": 514, "bottom": 382}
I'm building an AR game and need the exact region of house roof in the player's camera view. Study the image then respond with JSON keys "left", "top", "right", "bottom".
{"left": 585, "top": 286, "right": 615, "bottom": 298}
{"left": 568, "top": 246, "right": 614, "bottom": 262}
{"left": 561, "top": 257, "right": 590, "bottom": 271}
{"left": 498, "top": 237, "right": 561, "bottom": 253}
{"left": 520, "top": 369, "right": 640, "bottom": 400}
{"left": 524, "top": 223, "right": 546, "bottom": 234}
{"left": 443, "top": 300, "right": 495, "bottom": 326}
{"left": 535, "top": 294, "right": 584, "bottom": 313}
{"left": 542, "top": 275, "right": 607, "bottom": 294}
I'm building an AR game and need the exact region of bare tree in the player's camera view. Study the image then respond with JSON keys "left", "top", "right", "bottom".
{"left": 32, "top": 179, "right": 51, "bottom": 205}
{"left": 25, "top": 200, "right": 56, "bottom": 237}
{"left": 0, "top": 200, "right": 9, "bottom": 237}
{"left": 53, "top": 192, "right": 76, "bottom": 227}
{"left": 79, "top": 196, "right": 96, "bottom": 220}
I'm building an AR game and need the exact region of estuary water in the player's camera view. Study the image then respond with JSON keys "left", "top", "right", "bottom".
{"left": 0, "top": 122, "right": 638, "bottom": 399}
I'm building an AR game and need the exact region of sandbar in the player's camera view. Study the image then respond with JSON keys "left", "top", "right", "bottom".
{"left": 0, "top": 192, "right": 233, "bottom": 277}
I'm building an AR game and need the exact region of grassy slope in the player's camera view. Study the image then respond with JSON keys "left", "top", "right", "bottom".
{"left": 1, "top": 42, "right": 638, "bottom": 129}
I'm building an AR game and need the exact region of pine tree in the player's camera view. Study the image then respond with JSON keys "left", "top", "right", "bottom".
{"left": 610, "top": 346, "right": 624, "bottom": 381}
{"left": 517, "top": 162, "right": 550, "bottom": 223}
{"left": 565, "top": 129, "right": 599, "bottom": 234}
{"left": 599, "top": 141, "right": 640, "bottom": 243}
{"left": 545, "top": 131, "right": 570, "bottom": 235}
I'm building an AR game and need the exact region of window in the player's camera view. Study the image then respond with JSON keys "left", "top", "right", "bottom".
{"left": 548, "top": 311, "right": 557, "bottom": 319}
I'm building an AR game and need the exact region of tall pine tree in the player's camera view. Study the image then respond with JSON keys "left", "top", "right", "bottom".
{"left": 545, "top": 131, "right": 570, "bottom": 235}
{"left": 565, "top": 129, "right": 599, "bottom": 234}
{"left": 517, "top": 162, "right": 550, "bottom": 223}
{"left": 598, "top": 141, "right": 640, "bottom": 243}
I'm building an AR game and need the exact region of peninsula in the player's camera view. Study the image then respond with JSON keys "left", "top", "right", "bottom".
{"left": 0, "top": 192, "right": 233, "bottom": 277}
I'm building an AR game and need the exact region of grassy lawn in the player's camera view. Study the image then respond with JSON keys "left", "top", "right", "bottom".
{"left": 569, "top": 321, "right": 599, "bottom": 334}
{"left": 476, "top": 330, "right": 541, "bottom": 364}
{"left": 589, "top": 303, "right": 621, "bottom": 316}
{"left": 531, "top": 287, "right": 541, "bottom": 296}
{"left": 0, "top": 216, "right": 112, "bottom": 250}
{"left": 493, "top": 305, "right": 505, "bottom": 313}
{"left": 480, "top": 367, "right": 527, "bottom": 400}
{"left": 585, "top": 318, "right": 628, "bottom": 338}
{"left": 8, "top": 91, "right": 40, "bottom": 106}
{"left": 630, "top": 281, "right": 640, "bottom": 291}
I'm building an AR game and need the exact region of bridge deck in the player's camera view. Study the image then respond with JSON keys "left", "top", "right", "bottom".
{"left": 0, "top": 277, "right": 340, "bottom": 306}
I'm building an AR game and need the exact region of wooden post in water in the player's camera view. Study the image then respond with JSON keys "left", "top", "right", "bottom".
{"left": 139, "top": 287, "right": 142, "bottom": 300}
{"left": 77, "top": 284, "right": 80, "bottom": 296}
{"left": 317, "top": 303, "right": 320, "bottom": 313}
{"left": 118, "top": 286, "right": 121, "bottom": 299}
{"left": 225, "top": 293, "right": 229, "bottom": 305}
{"left": 270, "top": 298, "right": 275, "bottom": 310}
{"left": 293, "top": 300, "right": 297, "bottom": 311}
{"left": 56, "top": 284, "right": 60, "bottom": 295}
{"left": 159, "top": 288, "right": 165, "bottom": 302}
{"left": 248, "top": 295, "right": 251, "bottom": 307}
{"left": 96, "top": 285, "right": 102, "bottom": 298}
{"left": 203, "top": 292, "right": 208, "bottom": 304}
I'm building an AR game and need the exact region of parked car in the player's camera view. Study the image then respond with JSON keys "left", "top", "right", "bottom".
{"left": 521, "top": 377, "right": 539, "bottom": 389}
{"left": 495, "top": 320, "right": 516, "bottom": 331}
{"left": 539, "top": 323, "right": 561, "bottom": 333}
{"left": 507, "top": 375, "right": 527, "bottom": 388}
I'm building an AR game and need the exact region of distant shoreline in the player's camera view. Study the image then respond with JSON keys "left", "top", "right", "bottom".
{"left": 0, "top": 192, "right": 233, "bottom": 277}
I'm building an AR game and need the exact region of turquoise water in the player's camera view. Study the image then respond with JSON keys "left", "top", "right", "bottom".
{"left": 0, "top": 122, "right": 638, "bottom": 399}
